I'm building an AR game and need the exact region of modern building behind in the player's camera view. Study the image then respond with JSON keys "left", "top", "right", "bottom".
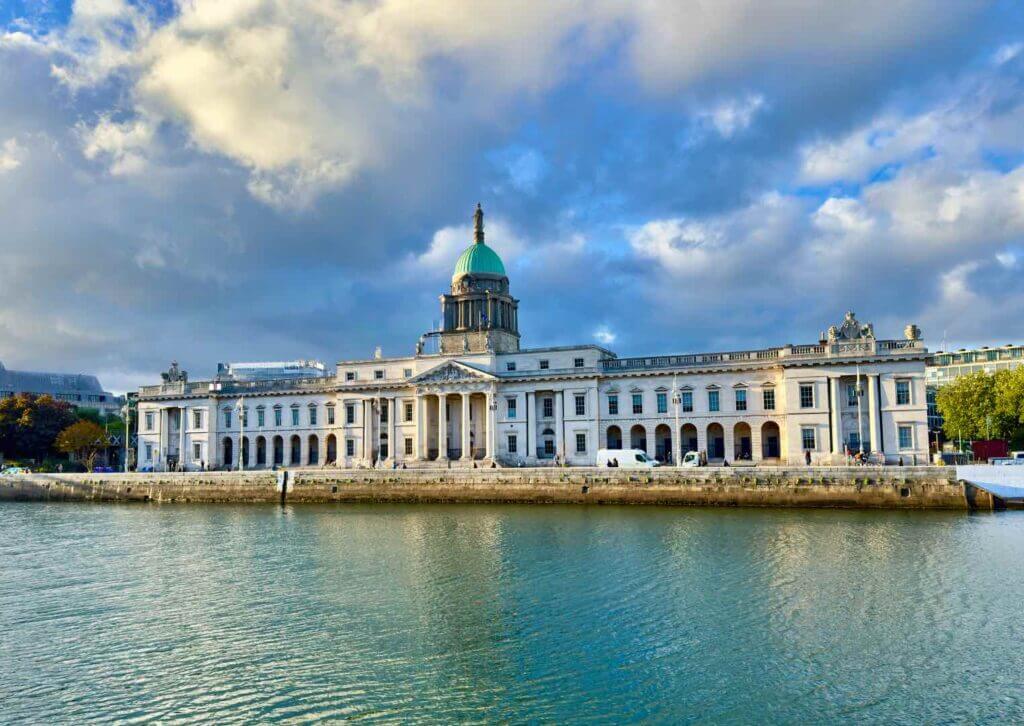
{"left": 0, "top": 361, "right": 122, "bottom": 416}
{"left": 926, "top": 344, "right": 1024, "bottom": 443}
{"left": 137, "top": 205, "right": 931, "bottom": 471}
{"left": 216, "top": 360, "right": 328, "bottom": 381}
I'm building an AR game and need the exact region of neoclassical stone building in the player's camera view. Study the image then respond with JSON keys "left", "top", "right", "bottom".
{"left": 137, "top": 205, "right": 930, "bottom": 470}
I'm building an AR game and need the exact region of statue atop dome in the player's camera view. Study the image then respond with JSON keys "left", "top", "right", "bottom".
{"left": 474, "top": 203, "right": 484, "bottom": 244}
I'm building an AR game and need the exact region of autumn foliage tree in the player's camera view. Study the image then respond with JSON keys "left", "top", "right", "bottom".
{"left": 55, "top": 421, "right": 111, "bottom": 472}
{"left": 0, "top": 394, "right": 78, "bottom": 461}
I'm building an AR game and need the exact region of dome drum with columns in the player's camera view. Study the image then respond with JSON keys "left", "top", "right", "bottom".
{"left": 436, "top": 204, "right": 520, "bottom": 355}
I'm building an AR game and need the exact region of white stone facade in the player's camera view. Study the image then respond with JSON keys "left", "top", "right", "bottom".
{"left": 136, "top": 327, "right": 930, "bottom": 470}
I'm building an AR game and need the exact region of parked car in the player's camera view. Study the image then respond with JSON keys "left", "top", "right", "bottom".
{"left": 0, "top": 466, "right": 32, "bottom": 476}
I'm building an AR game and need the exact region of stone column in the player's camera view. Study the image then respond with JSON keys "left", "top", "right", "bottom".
{"left": 829, "top": 376, "right": 841, "bottom": 455}
{"left": 554, "top": 391, "right": 564, "bottom": 460}
{"left": 868, "top": 374, "right": 881, "bottom": 454}
{"left": 437, "top": 394, "right": 448, "bottom": 460}
{"left": 723, "top": 423, "right": 734, "bottom": 463}
{"left": 485, "top": 391, "right": 495, "bottom": 459}
{"left": 388, "top": 397, "right": 396, "bottom": 461}
{"left": 179, "top": 406, "right": 187, "bottom": 470}
{"left": 363, "top": 399, "right": 373, "bottom": 462}
{"left": 460, "top": 392, "right": 471, "bottom": 459}
{"left": 526, "top": 391, "right": 536, "bottom": 459}
{"left": 414, "top": 395, "right": 424, "bottom": 460}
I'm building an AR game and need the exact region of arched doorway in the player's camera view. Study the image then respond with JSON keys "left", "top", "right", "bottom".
{"left": 308, "top": 435, "right": 319, "bottom": 465}
{"left": 762, "top": 421, "right": 781, "bottom": 460}
{"left": 733, "top": 422, "right": 752, "bottom": 461}
{"left": 707, "top": 423, "right": 725, "bottom": 460}
{"left": 541, "top": 428, "right": 555, "bottom": 458}
{"left": 256, "top": 436, "right": 267, "bottom": 467}
{"left": 680, "top": 424, "right": 698, "bottom": 454}
{"left": 326, "top": 434, "right": 337, "bottom": 465}
{"left": 289, "top": 435, "right": 301, "bottom": 465}
{"left": 630, "top": 424, "right": 647, "bottom": 452}
{"left": 273, "top": 435, "right": 284, "bottom": 466}
{"left": 655, "top": 423, "right": 672, "bottom": 462}
{"left": 241, "top": 437, "right": 250, "bottom": 468}
{"left": 222, "top": 437, "right": 233, "bottom": 468}
{"left": 606, "top": 425, "right": 622, "bottom": 449}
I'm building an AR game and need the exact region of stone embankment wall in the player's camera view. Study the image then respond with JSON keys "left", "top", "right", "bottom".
{"left": 0, "top": 466, "right": 990, "bottom": 510}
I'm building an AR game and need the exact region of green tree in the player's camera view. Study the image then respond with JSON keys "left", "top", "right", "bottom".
{"left": 55, "top": 421, "right": 110, "bottom": 472}
{"left": 936, "top": 371, "right": 999, "bottom": 441}
{"left": 0, "top": 394, "right": 78, "bottom": 461}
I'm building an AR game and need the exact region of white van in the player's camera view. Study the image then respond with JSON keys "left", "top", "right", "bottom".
{"left": 680, "top": 451, "right": 703, "bottom": 468}
{"left": 596, "top": 448, "right": 661, "bottom": 469}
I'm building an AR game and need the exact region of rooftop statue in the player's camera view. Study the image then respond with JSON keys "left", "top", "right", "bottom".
{"left": 828, "top": 311, "right": 875, "bottom": 342}
{"left": 161, "top": 361, "right": 188, "bottom": 384}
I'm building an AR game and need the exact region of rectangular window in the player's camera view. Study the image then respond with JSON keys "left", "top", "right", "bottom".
{"left": 735, "top": 389, "right": 747, "bottom": 411}
{"left": 374, "top": 369, "right": 385, "bottom": 380}
{"left": 346, "top": 439, "right": 355, "bottom": 457}
{"left": 657, "top": 392, "right": 668, "bottom": 414}
{"left": 145, "top": 411, "right": 154, "bottom": 431}
{"left": 507, "top": 398, "right": 517, "bottom": 418}
{"left": 405, "top": 437, "right": 413, "bottom": 456}
{"left": 576, "top": 433, "right": 586, "bottom": 453}
{"left": 800, "top": 384, "right": 814, "bottom": 409}
{"left": 507, "top": 434, "right": 518, "bottom": 454}
{"left": 847, "top": 384, "right": 858, "bottom": 407}
{"left": 192, "top": 443, "right": 201, "bottom": 461}
{"left": 327, "top": 406, "right": 336, "bottom": 425}
{"left": 309, "top": 406, "right": 317, "bottom": 426}
{"left": 544, "top": 439, "right": 555, "bottom": 455}
{"left": 257, "top": 408, "right": 265, "bottom": 427}
{"left": 574, "top": 357, "right": 585, "bottom": 368}
{"left": 708, "top": 390, "right": 720, "bottom": 412}
{"left": 404, "top": 368, "right": 412, "bottom": 378}
{"left": 681, "top": 391, "right": 693, "bottom": 412}
{"left": 632, "top": 393, "right": 643, "bottom": 414}
{"left": 291, "top": 408, "right": 299, "bottom": 426}
{"left": 896, "top": 380, "right": 911, "bottom": 405}
{"left": 224, "top": 411, "right": 232, "bottom": 429}
{"left": 539, "top": 359, "right": 549, "bottom": 370}
{"left": 192, "top": 410, "right": 202, "bottom": 429}
{"left": 543, "top": 398, "right": 553, "bottom": 418}
{"left": 763, "top": 389, "right": 775, "bottom": 410}
{"left": 898, "top": 425, "right": 913, "bottom": 450}
{"left": 575, "top": 394, "right": 586, "bottom": 416}
{"left": 345, "top": 371, "right": 356, "bottom": 381}
{"left": 145, "top": 443, "right": 153, "bottom": 461}
{"left": 274, "top": 408, "right": 283, "bottom": 427}
{"left": 242, "top": 409, "right": 248, "bottom": 428}
{"left": 405, "top": 402, "right": 413, "bottom": 422}
{"left": 608, "top": 395, "right": 618, "bottom": 415}
{"left": 506, "top": 361, "right": 516, "bottom": 371}
{"left": 802, "top": 427, "right": 816, "bottom": 450}
{"left": 346, "top": 405, "right": 355, "bottom": 425}
{"left": 380, "top": 401, "right": 388, "bottom": 423}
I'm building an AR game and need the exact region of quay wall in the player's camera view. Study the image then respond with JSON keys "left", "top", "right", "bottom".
{"left": 0, "top": 467, "right": 989, "bottom": 510}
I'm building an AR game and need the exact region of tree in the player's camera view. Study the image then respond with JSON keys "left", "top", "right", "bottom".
{"left": 936, "top": 371, "right": 999, "bottom": 442}
{"left": 55, "top": 421, "right": 111, "bottom": 472}
{"left": 0, "top": 394, "right": 78, "bottom": 461}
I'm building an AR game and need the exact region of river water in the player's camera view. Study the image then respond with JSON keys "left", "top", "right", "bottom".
{"left": 1, "top": 502, "right": 1022, "bottom": 724}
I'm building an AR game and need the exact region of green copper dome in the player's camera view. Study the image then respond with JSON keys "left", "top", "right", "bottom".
{"left": 451, "top": 203, "right": 506, "bottom": 282}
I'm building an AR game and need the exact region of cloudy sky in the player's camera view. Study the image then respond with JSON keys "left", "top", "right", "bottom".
{"left": 1, "top": 0, "right": 1023, "bottom": 392}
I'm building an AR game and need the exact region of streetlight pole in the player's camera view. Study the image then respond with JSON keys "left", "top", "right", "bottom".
{"left": 672, "top": 375, "right": 681, "bottom": 467}
{"left": 121, "top": 403, "right": 130, "bottom": 473}
{"left": 488, "top": 393, "right": 498, "bottom": 464}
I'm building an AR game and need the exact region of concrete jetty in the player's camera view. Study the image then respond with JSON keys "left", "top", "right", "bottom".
{"left": 0, "top": 466, "right": 1001, "bottom": 510}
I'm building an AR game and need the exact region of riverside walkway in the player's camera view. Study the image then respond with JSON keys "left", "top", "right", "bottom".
{"left": 957, "top": 466, "right": 1024, "bottom": 505}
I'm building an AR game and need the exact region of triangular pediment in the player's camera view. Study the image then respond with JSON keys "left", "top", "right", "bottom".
{"left": 410, "top": 360, "right": 497, "bottom": 384}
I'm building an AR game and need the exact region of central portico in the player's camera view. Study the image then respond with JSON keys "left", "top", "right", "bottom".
{"left": 410, "top": 361, "right": 497, "bottom": 461}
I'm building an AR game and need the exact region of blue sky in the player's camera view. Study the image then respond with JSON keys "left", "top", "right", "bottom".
{"left": 1, "top": 1, "right": 1023, "bottom": 392}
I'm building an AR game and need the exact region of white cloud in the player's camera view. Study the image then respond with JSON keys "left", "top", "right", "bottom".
{"left": 593, "top": 325, "right": 616, "bottom": 345}
{"left": 78, "top": 116, "right": 154, "bottom": 175}
{"left": 699, "top": 94, "right": 766, "bottom": 138}
{"left": 0, "top": 138, "right": 26, "bottom": 172}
